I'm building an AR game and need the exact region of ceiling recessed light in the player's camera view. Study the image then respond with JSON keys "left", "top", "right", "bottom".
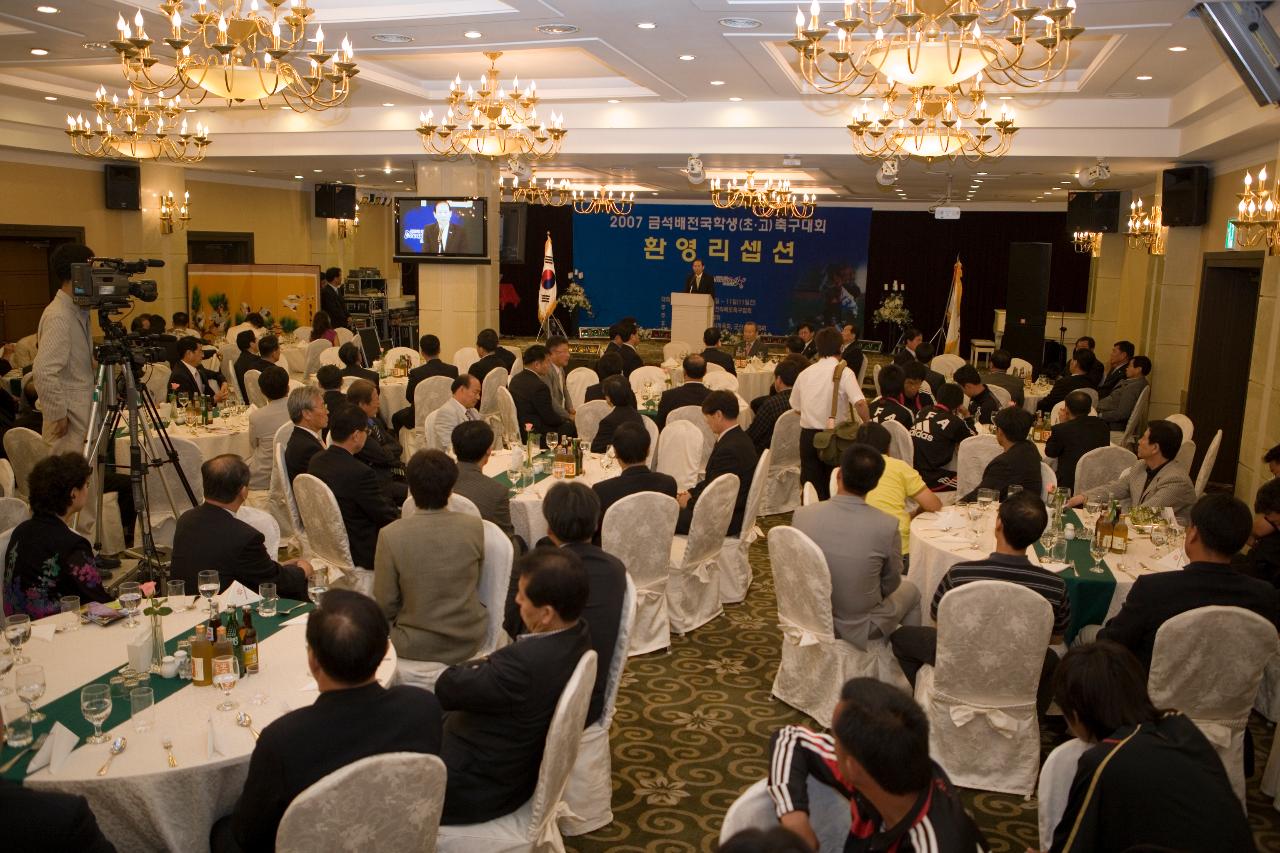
{"left": 464, "top": 31, "right": 482, "bottom": 39}
{"left": 279, "top": 106, "right": 291, "bottom": 110}
{"left": 382, "top": 102, "right": 395, "bottom": 107}
{"left": 679, "top": 54, "right": 696, "bottom": 61}
{"left": 977, "top": 171, "right": 988, "bottom": 176}
{"left": 719, "top": 17, "right": 763, "bottom": 29}
{"left": 43, "top": 95, "right": 57, "bottom": 101}
{"left": 636, "top": 22, "right": 656, "bottom": 30}
{"left": 384, "top": 167, "right": 392, "bottom": 174}
{"left": 728, "top": 96, "right": 742, "bottom": 102}
{"left": 710, "top": 80, "right": 725, "bottom": 86}
{"left": 395, "top": 179, "right": 404, "bottom": 183}
{"left": 607, "top": 99, "right": 620, "bottom": 103}
{"left": 998, "top": 95, "right": 1013, "bottom": 100}
{"left": 313, "top": 169, "right": 322, "bottom": 173}
{"left": 356, "top": 173, "right": 365, "bottom": 178}
{"left": 652, "top": 192, "right": 659, "bottom": 196}
{"left": 248, "top": 169, "right": 256, "bottom": 173}
{"left": 536, "top": 23, "right": 579, "bottom": 35}
{"left": 1136, "top": 75, "right": 1152, "bottom": 81}
{"left": 294, "top": 175, "right": 303, "bottom": 179}
{"left": 372, "top": 33, "right": 414, "bottom": 43}
{"left": 1169, "top": 45, "right": 1187, "bottom": 52}
{"left": 36, "top": 5, "right": 58, "bottom": 12}
{"left": 30, "top": 48, "right": 48, "bottom": 56}
{"left": 186, "top": 108, "right": 196, "bottom": 112}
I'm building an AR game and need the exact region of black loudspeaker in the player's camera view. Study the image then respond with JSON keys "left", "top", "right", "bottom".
{"left": 1065, "top": 191, "right": 1122, "bottom": 233}
{"left": 314, "top": 183, "right": 357, "bottom": 219}
{"left": 104, "top": 163, "right": 140, "bottom": 210}
{"left": 1161, "top": 165, "right": 1210, "bottom": 227}
{"left": 1002, "top": 242, "right": 1053, "bottom": 368}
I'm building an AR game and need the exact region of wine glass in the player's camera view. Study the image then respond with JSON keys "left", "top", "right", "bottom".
{"left": 604, "top": 446, "right": 617, "bottom": 471}
{"left": 546, "top": 431, "right": 560, "bottom": 457}
{"left": 118, "top": 581, "right": 142, "bottom": 629}
{"left": 308, "top": 566, "right": 328, "bottom": 607}
{"left": 506, "top": 449, "right": 523, "bottom": 495}
{"left": 81, "top": 683, "right": 113, "bottom": 744}
{"left": 1150, "top": 520, "right": 1169, "bottom": 553}
{"left": 5, "top": 615, "right": 32, "bottom": 665}
{"left": 1089, "top": 531, "right": 1108, "bottom": 573}
{"left": 198, "top": 570, "right": 220, "bottom": 616}
{"left": 0, "top": 650, "right": 12, "bottom": 696}
{"left": 976, "top": 488, "right": 999, "bottom": 513}
{"left": 15, "top": 665, "right": 46, "bottom": 724}
{"left": 212, "top": 655, "right": 240, "bottom": 712}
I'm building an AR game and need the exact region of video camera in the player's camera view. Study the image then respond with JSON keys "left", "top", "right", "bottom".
{"left": 69, "top": 257, "right": 162, "bottom": 309}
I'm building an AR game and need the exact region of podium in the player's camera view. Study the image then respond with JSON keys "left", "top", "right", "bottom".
{"left": 670, "top": 292, "right": 714, "bottom": 351}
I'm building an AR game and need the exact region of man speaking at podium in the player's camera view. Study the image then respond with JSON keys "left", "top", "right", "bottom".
{"left": 684, "top": 258, "right": 714, "bottom": 298}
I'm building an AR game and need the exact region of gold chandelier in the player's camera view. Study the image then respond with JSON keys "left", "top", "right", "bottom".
{"left": 1228, "top": 166, "right": 1280, "bottom": 255}
{"left": 499, "top": 174, "right": 571, "bottom": 206}
{"left": 572, "top": 187, "right": 635, "bottom": 215}
{"left": 107, "top": 2, "right": 357, "bottom": 111}
{"left": 710, "top": 171, "right": 817, "bottom": 218}
{"left": 66, "top": 86, "right": 211, "bottom": 162}
{"left": 790, "top": 0, "right": 1084, "bottom": 98}
{"left": 847, "top": 87, "right": 1015, "bottom": 161}
{"left": 159, "top": 190, "right": 191, "bottom": 233}
{"left": 417, "top": 52, "right": 567, "bottom": 159}
{"left": 1124, "top": 197, "right": 1165, "bottom": 256}
{"left": 1072, "top": 230, "right": 1101, "bottom": 257}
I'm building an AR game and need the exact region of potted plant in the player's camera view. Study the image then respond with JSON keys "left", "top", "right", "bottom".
{"left": 871, "top": 290, "right": 912, "bottom": 350}
{"left": 556, "top": 269, "right": 593, "bottom": 338}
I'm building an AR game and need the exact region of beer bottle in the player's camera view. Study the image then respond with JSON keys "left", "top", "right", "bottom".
{"left": 241, "top": 609, "right": 259, "bottom": 675}
{"left": 1111, "top": 508, "right": 1129, "bottom": 554}
{"left": 191, "top": 632, "right": 213, "bottom": 686}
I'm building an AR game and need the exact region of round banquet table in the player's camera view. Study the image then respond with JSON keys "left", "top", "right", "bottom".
{"left": 908, "top": 507, "right": 1180, "bottom": 636}
{"left": 378, "top": 376, "right": 409, "bottom": 424}
{"left": 12, "top": 599, "right": 396, "bottom": 853}
{"left": 1022, "top": 380, "right": 1055, "bottom": 414}
{"left": 483, "top": 451, "right": 619, "bottom": 545}
{"left": 114, "top": 411, "right": 252, "bottom": 465}
{"left": 281, "top": 342, "right": 309, "bottom": 376}
{"left": 667, "top": 359, "right": 774, "bottom": 402}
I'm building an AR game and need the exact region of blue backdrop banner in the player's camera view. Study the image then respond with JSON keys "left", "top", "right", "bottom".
{"left": 572, "top": 203, "right": 873, "bottom": 336}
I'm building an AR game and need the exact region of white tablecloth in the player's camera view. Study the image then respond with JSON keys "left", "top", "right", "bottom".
{"left": 379, "top": 376, "right": 409, "bottom": 424}
{"left": 483, "top": 453, "right": 618, "bottom": 545}
{"left": 1023, "top": 382, "right": 1054, "bottom": 414}
{"left": 114, "top": 414, "right": 252, "bottom": 466}
{"left": 282, "top": 343, "right": 309, "bottom": 376}
{"left": 21, "top": 602, "right": 396, "bottom": 852}
{"left": 668, "top": 361, "right": 774, "bottom": 402}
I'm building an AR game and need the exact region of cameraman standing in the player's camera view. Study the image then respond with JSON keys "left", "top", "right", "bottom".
{"left": 33, "top": 244, "right": 98, "bottom": 535}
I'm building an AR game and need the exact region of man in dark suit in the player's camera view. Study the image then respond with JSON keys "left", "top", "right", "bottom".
{"left": 684, "top": 257, "right": 713, "bottom": 296}
{"left": 232, "top": 329, "right": 273, "bottom": 402}
{"left": 701, "top": 327, "right": 737, "bottom": 375}
{"left": 797, "top": 323, "right": 817, "bottom": 361}
{"left": 736, "top": 321, "right": 769, "bottom": 360}
{"left": 1074, "top": 336, "right": 1105, "bottom": 386}
{"left": 1, "top": 782, "right": 115, "bottom": 853}
{"left": 600, "top": 321, "right": 643, "bottom": 378}
{"left": 960, "top": 406, "right": 1043, "bottom": 502}
{"left": 170, "top": 454, "right": 313, "bottom": 600}
{"left": 676, "top": 391, "right": 759, "bottom": 536}
{"left": 212, "top": 590, "right": 442, "bottom": 853}
{"left": 1098, "top": 339, "right": 1135, "bottom": 398}
{"left": 838, "top": 323, "right": 864, "bottom": 376}
{"left": 593, "top": 421, "right": 677, "bottom": 540}
{"left": 306, "top": 406, "right": 399, "bottom": 571}
{"left": 504, "top": 484, "right": 625, "bottom": 727}
{"left": 509, "top": 344, "right": 574, "bottom": 445}
{"left": 469, "top": 328, "right": 507, "bottom": 387}
{"left": 437, "top": 548, "right": 592, "bottom": 825}
{"left": 1037, "top": 349, "right": 1097, "bottom": 414}
{"left": 347, "top": 379, "right": 406, "bottom": 505}
{"left": 656, "top": 353, "right": 711, "bottom": 428}
{"left": 982, "top": 349, "right": 1025, "bottom": 407}
{"left": 1044, "top": 390, "right": 1110, "bottom": 491}
{"left": 314, "top": 366, "right": 347, "bottom": 434}
{"left": 338, "top": 342, "right": 379, "bottom": 387}
{"left": 170, "top": 336, "right": 229, "bottom": 402}
{"left": 490, "top": 329, "right": 516, "bottom": 372}
{"left": 451, "top": 420, "right": 516, "bottom": 539}
{"left": 319, "top": 266, "right": 349, "bottom": 329}
{"left": 393, "top": 334, "right": 459, "bottom": 432}
{"left": 590, "top": 375, "right": 645, "bottom": 454}
{"left": 585, "top": 351, "right": 623, "bottom": 404}
{"left": 1100, "top": 494, "right": 1280, "bottom": 670}
{"left": 911, "top": 342, "right": 945, "bottom": 392}
{"left": 284, "top": 386, "right": 328, "bottom": 483}
{"left": 421, "top": 200, "right": 469, "bottom": 254}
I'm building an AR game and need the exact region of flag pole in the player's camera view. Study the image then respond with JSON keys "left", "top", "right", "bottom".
{"left": 536, "top": 230, "right": 567, "bottom": 343}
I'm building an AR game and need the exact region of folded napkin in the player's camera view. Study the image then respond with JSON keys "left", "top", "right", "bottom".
{"left": 207, "top": 717, "right": 235, "bottom": 759}
{"left": 218, "top": 581, "right": 262, "bottom": 608}
{"left": 27, "top": 722, "right": 79, "bottom": 775}
{"left": 1040, "top": 561, "right": 1073, "bottom": 574}
{"left": 281, "top": 612, "right": 309, "bottom": 628}
{"left": 1156, "top": 549, "right": 1189, "bottom": 573}
{"left": 28, "top": 622, "right": 56, "bottom": 643}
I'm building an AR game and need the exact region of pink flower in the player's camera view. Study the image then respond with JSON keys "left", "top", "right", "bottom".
{"left": 140, "top": 581, "right": 156, "bottom": 597}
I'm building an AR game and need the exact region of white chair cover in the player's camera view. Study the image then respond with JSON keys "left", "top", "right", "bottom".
{"left": 760, "top": 410, "right": 802, "bottom": 516}
{"left": 421, "top": 408, "right": 447, "bottom": 452}
{"left": 244, "top": 369, "right": 268, "bottom": 408}
{"left": 475, "top": 519, "right": 514, "bottom": 656}
{"left": 479, "top": 367, "right": 510, "bottom": 417}
{"left": 501, "top": 345, "right": 524, "bottom": 377}
{"left": 1037, "top": 739, "right": 1091, "bottom": 852}
{"left": 1040, "top": 462, "right": 1057, "bottom": 502}
{"left": 667, "top": 474, "right": 736, "bottom": 634}
{"left": 654, "top": 420, "right": 703, "bottom": 492}
{"left": 1049, "top": 400, "right": 1096, "bottom": 424}
{"left": 801, "top": 481, "right": 819, "bottom": 507}
{"left": 560, "top": 577, "right": 637, "bottom": 835}
{"left": 872, "top": 363, "right": 882, "bottom": 395}
{"left": 399, "top": 493, "right": 481, "bottom": 519}
{"left": 0, "top": 497, "right": 30, "bottom": 534}
{"left": 340, "top": 376, "right": 358, "bottom": 393}
{"left": 1112, "top": 384, "right": 1150, "bottom": 449}
{"left": 137, "top": 435, "right": 204, "bottom": 549}
{"left": 642, "top": 417, "right": 660, "bottom": 468}
{"left": 0, "top": 459, "right": 15, "bottom": 499}
{"left": 1148, "top": 605, "right": 1278, "bottom": 805}
{"left": 235, "top": 504, "right": 281, "bottom": 558}
{"left": 437, "top": 651, "right": 597, "bottom": 853}
{"left": 414, "top": 376, "right": 456, "bottom": 433}
{"left": 882, "top": 419, "right": 914, "bottom": 466}
{"left": 1255, "top": 653, "right": 1280, "bottom": 723}
{"left": 915, "top": 580, "right": 1052, "bottom": 796}
{"left": 1008, "top": 358, "right": 1033, "bottom": 379}
{"left": 1166, "top": 412, "right": 1194, "bottom": 444}
{"left": 705, "top": 361, "right": 727, "bottom": 374}
{"left": 955, "top": 434, "right": 1001, "bottom": 500}
{"left": 704, "top": 371, "right": 740, "bottom": 393}
{"left": 628, "top": 365, "right": 669, "bottom": 396}
{"left": 768, "top": 526, "right": 909, "bottom": 728}
{"left": 987, "top": 383, "right": 1012, "bottom": 409}
{"left": 144, "top": 362, "right": 172, "bottom": 402}
{"left": 1195, "top": 429, "right": 1222, "bottom": 498}
{"left": 276, "top": 752, "right": 446, "bottom": 853}
{"left": 293, "top": 326, "right": 312, "bottom": 343}
{"left": 662, "top": 341, "right": 691, "bottom": 362}
{"left": 566, "top": 367, "right": 597, "bottom": 411}
{"left": 319, "top": 347, "right": 344, "bottom": 368}
{"left": 719, "top": 778, "right": 852, "bottom": 853}
{"left": 493, "top": 386, "right": 521, "bottom": 448}
{"left": 1073, "top": 445, "right": 1137, "bottom": 496}
{"left": 334, "top": 327, "right": 355, "bottom": 346}
{"left": 382, "top": 346, "right": 421, "bottom": 369}
{"left": 574, "top": 400, "right": 611, "bottom": 448}
{"left": 303, "top": 338, "right": 331, "bottom": 381}
{"left": 929, "top": 354, "right": 966, "bottom": 381}
{"left": 603, "top": 492, "right": 679, "bottom": 656}
{"left": 270, "top": 422, "right": 306, "bottom": 553}
{"left": 718, "top": 450, "right": 771, "bottom": 605}
{"left": 666, "top": 405, "right": 715, "bottom": 465}
{"left": 1173, "top": 439, "right": 1196, "bottom": 472}
{"left": 219, "top": 342, "right": 242, "bottom": 395}
{"left": 453, "top": 346, "right": 479, "bottom": 374}
{"left": 3, "top": 427, "right": 48, "bottom": 500}
{"left": 292, "top": 473, "right": 372, "bottom": 595}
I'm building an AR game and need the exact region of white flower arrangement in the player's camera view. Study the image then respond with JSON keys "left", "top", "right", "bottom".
{"left": 557, "top": 269, "right": 593, "bottom": 316}
{"left": 872, "top": 293, "right": 912, "bottom": 329}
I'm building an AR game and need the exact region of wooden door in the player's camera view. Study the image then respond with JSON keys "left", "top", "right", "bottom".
{"left": 0, "top": 238, "right": 59, "bottom": 341}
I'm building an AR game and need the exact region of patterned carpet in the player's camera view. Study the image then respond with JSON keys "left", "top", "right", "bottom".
{"left": 567, "top": 513, "right": 1280, "bottom": 853}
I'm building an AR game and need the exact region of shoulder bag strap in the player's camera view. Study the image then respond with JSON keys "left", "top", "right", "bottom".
{"left": 829, "top": 361, "right": 845, "bottom": 422}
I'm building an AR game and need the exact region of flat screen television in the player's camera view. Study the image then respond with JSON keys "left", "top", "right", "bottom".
{"left": 394, "top": 196, "right": 489, "bottom": 263}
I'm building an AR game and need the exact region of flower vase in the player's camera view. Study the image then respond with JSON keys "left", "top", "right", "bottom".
{"left": 149, "top": 612, "right": 167, "bottom": 674}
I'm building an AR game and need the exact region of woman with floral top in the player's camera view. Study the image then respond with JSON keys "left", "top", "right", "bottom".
{"left": 3, "top": 452, "right": 111, "bottom": 618}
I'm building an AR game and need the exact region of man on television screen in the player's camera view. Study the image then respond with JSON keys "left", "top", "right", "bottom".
{"left": 422, "top": 200, "right": 468, "bottom": 255}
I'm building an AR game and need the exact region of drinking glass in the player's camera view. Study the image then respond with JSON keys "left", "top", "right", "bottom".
{"left": 212, "top": 655, "right": 240, "bottom": 711}
{"left": 15, "top": 665, "right": 45, "bottom": 723}
{"left": 59, "top": 595, "right": 81, "bottom": 632}
{"left": 1007, "top": 484, "right": 1024, "bottom": 497}
{"left": 166, "top": 580, "right": 188, "bottom": 611}
{"left": 1050, "top": 537, "right": 1069, "bottom": 565}
{"left": 3, "top": 701, "right": 32, "bottom": 748}
{"left": 308, "top": 566, "right": 328, "bottom": 608}
{"left": 118, "top": 581, "right": 142, "bottom": 628}
{"left": 976, "top": 488, "right": 999, "bottom": 512}
{"left": 257, "top": 582, "right": 278, "bottom": 618}
{"left": 506, "top": 450, "right": 523, "bottom": 496}
{"left": 0, "top": 651, "right": 12, "bottom": 695}
{"left": 1089, "top": 533, "right": 1108, "bottom": 571}
{"left": 1150, "top": 520, "right": 1169, "bottom": 552}
{"left": 198, "top": 570, "right": 220, "bottom": 615}
{"left": 130, "top": 686, "right": 155, "bottom": 733}
{"left": 604, "top": 446, "right": 617, "bottom": 471}
{"left": 81, "top": 683, "right": 113, "bottom": 744}
{"left": 1040, "top": 528, "right": 1058, "bottom": 553}
{"left": 546, "top": 432, "right": 560, "bottom": 457}
{"left": 5, "top": 615, "right": 31, "bottom": 665}
{"left": 1084, "top": 497, "right": 1102, "bottom": 519}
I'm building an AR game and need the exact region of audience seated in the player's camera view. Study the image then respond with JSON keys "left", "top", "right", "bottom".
{"left": 1097, "top": 340, "right": 1134, "bottom": 399}
{"left": 1045, "top": 641, "right": 1251, "bottom": 853}
{"left": 701, "top": 327, "right": 737, "bottom": 375}
{"left": 960, "top": 406, "right": 1042, "bottom": 502}
{"left": 451, "top": 419, "right": 516, "bottom": 538}
{"left": 599, "top": 320, "right": 643, "bottom": 377}
{"left": 745, "top": 359, "right": 801, "bottom": 453}
{"left": 490, "top": 328, "right": 516, "bottom": 372}
{"left": 592, "top": 422, "right": 677, "bottom": 540}
{"left": 1066, "top": 421, "right": 1196, "bottom": 524}
{"left": 347, "top": 379, "right": 407, "bottom": 505}
{"left": 1044, "top": 390, "right": 1110, "bottom": 492}
{"left": 428, "top": 374, "right": 479, "bottom": 452}
{"left": 792, "top": 443, "right": 920, "bottom": 649}
{"left": 783, "top": 334, "right": 808, "bottom": 364}
{"left": 901, "top": 361, "right": 934, "bottom": 416}
{"left": 2, "top": 453, "right": 112, "bottom": 617}
{"left": 338, "top": 342, "right": 378, "bottom": 387}
{"left": 767, "top": 678, "right": 987, "bottom": 852}
{"left": 0, "top": 780, "right": 116, "bottom": 852}
{"left": 310, "top": 309, "right": 337, "bottom": 345}
{"left": 656, "top": 353, "right": 711, "bottom": 428}
{"left": 910, "top": 382, "right": 977, "bottom": 492}
{"left": 585, "top": 351, "right": 623, "bottom": 403}
{"left": 283, "top": 386, "right": 328, "bottom": 484}
{"left": 306, "top": 405, "right": 399, "bottom": 571}
{"left": 868, "top": 364, "right": 914, "bottom": 429}
{"left": 437, "top": 547, "right": 591, "bottom": 825}
{"left": 838, "top": 322, "right": 863, "bottom": 376}
{"left": 211, "top": 590, "right": 442, "bottom": 852}
{"left": 510, "top": 344, "right": 575, "bottom": 444}
{"left": 855, "top": 423, "right": 941, "bottom": 561}
{"left": 257, "top": 335, "right": 282, "bottom": 369}
{"left": 1038, "top": 349, "right": 1098, "bottom": 414}
{"left": 233, "top": 329, "right": 272, "bottom": 402}
{"left": 392, "top": 334, "right": 458, "bottom": 432}
{"left": 12, "top": 379, "right": 42, "bottom": 434}
{"left": 1096, "top": 493, "right": 1280, "bottom": 669}
{"left": 981, "top": 349, "right": 1025, "bottom": 406}
{"left": 247, "top": 366, "right": 291, "bottom": 491}
{"left": 797, "top": 323, "right": 818, "bottom": 360}
{"left": 469, "top": 328, "right": 507, "bottom": 386}
{"left": 891, "top": 492, "right": 1067, "bottom": 713}
{"left": 314, "top": 365, "right": 346, "bottom": 432}
{"left": 676, "top": 391, "right": 758, "bottom": 536}
{"left": 953, "top": 364, "right": 1001, "bottom": 425}
{"left": 543, "top": 335, "right": 575, "bottom": 420}
{"left": 1097, "top": 355, "right": 1150, "bottom": 428}
{"left": 914, "top": 342, "right": 946, "bottom": 392}
{"left": 590, "top": 375, "right": 644, "bottom": 454}
{"left": 1265, "top": 442, "right": 1280, "bottom": 479}
{"left": 1239, "top": 478, "right": 1280, "bottom": 588}
{"left": 375, "top": 450, "right": 485, "bottom": 665}
{"left": 171, "top": 310, "right": 200, "bottom": 339}
{"left": 1073, "top": 336, "right": 1104, "bottom": 386}
{"left": 737, "top": 321, "right": 769, "bottom": 361}
{"left": 171, "top": 336, "right": 229, "bottom": 402}
{"left": 170, "top": 454, "right": 312, "bottom": 600}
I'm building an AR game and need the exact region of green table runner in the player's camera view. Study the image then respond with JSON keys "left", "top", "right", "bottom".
{"left": 1, "top": 599, "right": 313, "bottom": 782}
{"left": 492, "top": 451, "right": 553, "bottom": 490}
{"left": 1032, "top": 509, "right": 1116, "bottom": 643}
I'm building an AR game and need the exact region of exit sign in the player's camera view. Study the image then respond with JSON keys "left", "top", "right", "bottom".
{"left": 1226, "top": 220, "right": 1236, "bottom": 249}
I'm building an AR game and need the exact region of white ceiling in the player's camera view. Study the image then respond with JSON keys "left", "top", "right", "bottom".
{"left": 1, "top": 0, "right": 1278, "bottom": 204}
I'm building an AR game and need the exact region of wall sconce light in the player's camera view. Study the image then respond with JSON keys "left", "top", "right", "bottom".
{"left": 159, "top": 190, "right": 190, "bottom": 234}
{"left": 1124, "top": 197, "right": 1165, "bottom": 256}
{"left": 1228, "top": 165, "right": 1280, "bottom": 255}
{"left": 337, "top": 203, "right": 360, "bottom": 238}
{"left": 1072, "top": 231, "right": 1102, "bottom": 257}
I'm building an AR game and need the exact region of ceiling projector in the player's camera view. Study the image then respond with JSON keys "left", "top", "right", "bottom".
{"left": 686, "top": 155, "right": 705, "bottom": 185}
{"left": 876, "top": 160, "right": 899, "bottom": 187}
{"left": 1078, "top": 160, "right": 1112, "bottom": 189}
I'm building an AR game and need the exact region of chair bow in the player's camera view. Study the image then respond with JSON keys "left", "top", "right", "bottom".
{"left": 638, "top": 587, "right": 666, "bottom": 602}
{"left": 778, "top": 617, "right": 824, "bottom": 648}
{"left": 691, "top": 558, "right": 716, "bottom": 584}
{"left": 1192, "top": 718, "right": 1244, "bottom": 750}
{"left": 537, "top": 800, "right": 580, "bottom": 847}
{"left": 948, "top": 704, "right": 1027, "bottom": 737}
